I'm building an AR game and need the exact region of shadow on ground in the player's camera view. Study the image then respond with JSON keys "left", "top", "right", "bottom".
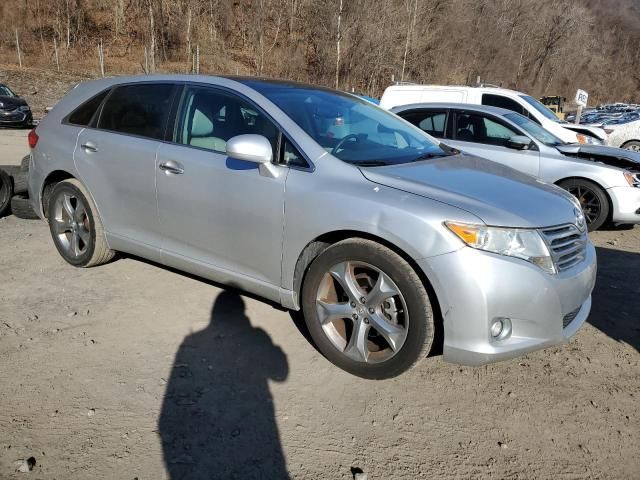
{"left": 589, "top": 247, "right": 640, "bottom": 352}
{"left": 158, "top": 290, "right": 290, "bottom": 479}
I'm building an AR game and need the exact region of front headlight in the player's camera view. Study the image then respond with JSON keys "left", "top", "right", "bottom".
{"left": 576, "top": 133, "right": 602, "bottom": 145}
{"left": 624, "top": 171, "right": 640, "bottom": 188}
{"left": 18, "top": 105, "right": 30, "bottom": 112}
{"left": 446, "top": 222, "right": 555, "bottom": 274}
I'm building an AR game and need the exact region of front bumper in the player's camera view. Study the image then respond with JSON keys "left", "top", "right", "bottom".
{"left": 419, "top": 243, "right": 597, "bottom": 366}
{"left": 608, "top": 186, "right": 640, "bottom": 224}
{"left": 0, "top": 108, "right": 32, "bottom": 126}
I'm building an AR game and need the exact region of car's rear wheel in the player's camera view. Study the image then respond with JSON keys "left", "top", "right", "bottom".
{"left": 47, "top": 179, "right": 115, "bottom": 267}
{"left": 558, "top": 178, "right": 609, "bottom": 231}
{"left": 301, "top": 238, "right": 434, "bottom": 379}
{"left": 0, "top": 168, "right": 13, "bottom": 217}
{"left": 622, "top": 140, "right": 640, "bottom": 152}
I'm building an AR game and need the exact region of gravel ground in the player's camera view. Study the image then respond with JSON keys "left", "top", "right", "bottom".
{"left": 0, "top": 179, "right": 638, "bottom": 478}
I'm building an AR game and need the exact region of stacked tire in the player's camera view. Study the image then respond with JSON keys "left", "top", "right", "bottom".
{"left": 0, "top": 155, "right": 39, "bottom": 219}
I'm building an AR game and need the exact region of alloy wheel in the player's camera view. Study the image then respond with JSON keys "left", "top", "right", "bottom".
{"left": 567, "top": 185, "right": 601, "bottom": 225}
{"left": 51, "top": 192, "right": 91, "bottom": 258}
{"left": 315, "top": 261, "right": 409, "bottom": 363}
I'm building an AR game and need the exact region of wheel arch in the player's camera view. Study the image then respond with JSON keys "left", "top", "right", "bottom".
{"left": 620, "top": 139, "right": 640, "bottom": 149}
{"left": 292, "top": 229, "right": 444, "bottom": 351}
{"left": 41, "top": 170, "right": 76, "bottom": 218}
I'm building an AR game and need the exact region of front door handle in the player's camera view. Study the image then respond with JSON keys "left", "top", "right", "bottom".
{"left": 159, "top": 161, "right": 185, "bottom": 175}
{"left": 81, "top": 142, "right": 98, "bottom": 153}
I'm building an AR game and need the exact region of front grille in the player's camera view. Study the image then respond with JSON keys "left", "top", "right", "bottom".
{"left": 540, "top": 224, "right": 587, "bottom": 272}
{"left": 563, "top": 306, "right": 581, "bottom": 328}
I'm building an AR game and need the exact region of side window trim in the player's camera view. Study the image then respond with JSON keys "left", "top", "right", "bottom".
{"left": 164, "top": 84, "right": 185, "bottom": 142}
{"left": 443, "top": 109, "right": 451, "bottom": 139}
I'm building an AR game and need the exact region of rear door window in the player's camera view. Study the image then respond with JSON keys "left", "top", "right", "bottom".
{"left": 98, "top": 84, "right": 176, "bottom": 140}
{"left": 67, "top": 90, "right": 109, "bottom": 127}
{"left": 399, "top": 110, "right": 447, "bottom": 138}
{"left": 481, "top": 94, "right": 527, "bottom": 116}
{"left": 454, "top": 112, "right": 519, "bottom": 147}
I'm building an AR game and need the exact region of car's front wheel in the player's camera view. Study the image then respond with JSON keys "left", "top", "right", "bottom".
{"left": 301, "top": 239, "right": 435, "bottom": 379}
{"left": 47, "top": 179, "right": 115, "bottom": 267}
{"left": 558, "top": 178, "right": 610, "bottom": 231}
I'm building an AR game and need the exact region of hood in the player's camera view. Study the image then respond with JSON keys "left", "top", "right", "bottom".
{"left": 560, "top": 123, "right": 607, "bottom": 141}
{"left": 359, "top": 154, "right": 579, "bottom": 228}
{"left": 556, "top": 144, "right": 640, "bottom": 170}
{"left": 0, "top": 95, "right": 28, "bottom": 109}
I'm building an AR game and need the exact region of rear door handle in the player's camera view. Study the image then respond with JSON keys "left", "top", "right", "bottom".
{"left": 81, "top": 142, "right": 98, "bottom": 153}
{"left": 159, "top": 161, "right": 185, "bottom": 175}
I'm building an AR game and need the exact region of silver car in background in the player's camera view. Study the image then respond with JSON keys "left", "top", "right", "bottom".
{"left": 28, "top": 76, "right": 596, "bottom": 378}
{"left": 392, "top": 103, "right": 640, "bottom": 231}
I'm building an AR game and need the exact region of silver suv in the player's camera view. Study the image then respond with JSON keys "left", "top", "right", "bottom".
{"left": 28, "top": 76, "right": 597, "bottom": 378}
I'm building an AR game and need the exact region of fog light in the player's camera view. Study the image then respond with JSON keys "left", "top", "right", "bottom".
{"left": 490, "top": 317, "right": 512, "bottom": 340}
{"left": 490, "top": 319, "right": 503, "bottom": 337}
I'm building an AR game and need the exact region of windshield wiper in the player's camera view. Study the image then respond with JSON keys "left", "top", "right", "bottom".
{"left": 353, "top": 161, "right": 389, "bottom": 167}
{"left": 412, "top": 151, "right": 450, "bottom": 162}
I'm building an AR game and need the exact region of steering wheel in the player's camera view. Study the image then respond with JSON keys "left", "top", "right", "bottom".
{"left": 331, "top": 134, "right": 360, "bottom": 156}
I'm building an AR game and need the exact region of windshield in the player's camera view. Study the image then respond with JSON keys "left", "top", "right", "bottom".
{"left": 519, "top": 95, "right": 560, "bottom": 122}
{"left": 505, "top": 112, "right": 565, "bottom": 146}
{"left": 242, "top": 81, "right": 448, "bottom": 166}
{"left": 0, "top": 85, "right": 16, "bottom": 97}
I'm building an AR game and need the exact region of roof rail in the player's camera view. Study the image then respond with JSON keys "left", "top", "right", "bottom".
{"left": 473, "top": 83, "right": 501, "bottom": 88}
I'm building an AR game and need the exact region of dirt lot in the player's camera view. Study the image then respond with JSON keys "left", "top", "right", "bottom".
{"left": 1, "top": 138, "right": 639, "bottom": 478}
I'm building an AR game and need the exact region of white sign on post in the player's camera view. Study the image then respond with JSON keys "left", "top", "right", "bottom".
{"left": 575, "top": 89, "right": 589, "bottom": 107}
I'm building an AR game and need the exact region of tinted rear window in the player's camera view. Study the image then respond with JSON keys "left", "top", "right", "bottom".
{"left": 481, "top": 94, "right": 527, "bottom": 116}
{"left": 98, "top": 84, "right": 176, "bottom": 139}
{"left": 67, "top": 90, "right": 109, "bottom": 126}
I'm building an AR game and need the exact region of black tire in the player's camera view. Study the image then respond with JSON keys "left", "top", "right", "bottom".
{"left": 47, "top": 179, "right": 115, "bottom": 267}
{"left": 0, "top": 169, "right": 13, "bottom": 217}
{"left": 557, "top": 178, "right": 610, "bottom": 232}
{"left": 20, "top": 155, "right": 30, "bottom": 172}
{"left": 11, "top": 170, "right": 28, "bottom": 195}
{"left": 10, "top": 194, "right": 40, "bottom": 220}
{"left": 0, "top": 165, "right": 27, "bottom": 194}
{"left": 301, "top": 238, "right": 435, "bottom": 379}
{"left": 621, "top": 140, "right": 640, "bottom": 152}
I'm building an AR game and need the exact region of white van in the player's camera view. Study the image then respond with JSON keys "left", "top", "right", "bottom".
{"left": 380, "top": 84, "right": 605, "bottom": 144}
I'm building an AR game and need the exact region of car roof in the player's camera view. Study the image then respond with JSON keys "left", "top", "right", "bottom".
{"left": 390, "top": 102, "right": 517, "bottom": 117}
{"left": 383, "top": 84, "right": 526, "bottom": 97}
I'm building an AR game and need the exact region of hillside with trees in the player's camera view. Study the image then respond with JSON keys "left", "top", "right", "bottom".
{"left": 0, "top": 0, "right": 638, "bottom": 105}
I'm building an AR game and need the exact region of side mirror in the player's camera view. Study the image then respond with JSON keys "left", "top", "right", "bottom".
{"left": 506, "top": 135, "right": 533, "bottom": 150}
{"left": 226, "top": 134, "right": 280, "bottom": 178}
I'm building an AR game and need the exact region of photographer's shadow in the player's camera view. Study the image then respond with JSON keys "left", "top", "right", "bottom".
{"left": 159, "top": 290, "right": 289, "bottom": 479}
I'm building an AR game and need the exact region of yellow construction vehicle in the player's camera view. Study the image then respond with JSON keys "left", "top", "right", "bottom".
{"left": 540, "top": 96, "right": 566, "bottom": 120}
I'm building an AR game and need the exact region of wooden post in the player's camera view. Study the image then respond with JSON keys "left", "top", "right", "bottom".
{"left": 15, "top": 29, "right": 22, "bottom": 68}
{"left": 149, "top": 5, "right": 156, "bottom": 73}
{"left": 54, "top": 38, "right": 60, "bottom": 73}
{"left": 196, "top": 45, "right": 200, "bottom": 74}
{"left": 574, "top": 105, "right": 583, "bottom": 125}
{"left": 98, "top": 39, "right": 105, "bottom": 77}
{"left": 335, "top": 0, "right": 343, "bottom": 89}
